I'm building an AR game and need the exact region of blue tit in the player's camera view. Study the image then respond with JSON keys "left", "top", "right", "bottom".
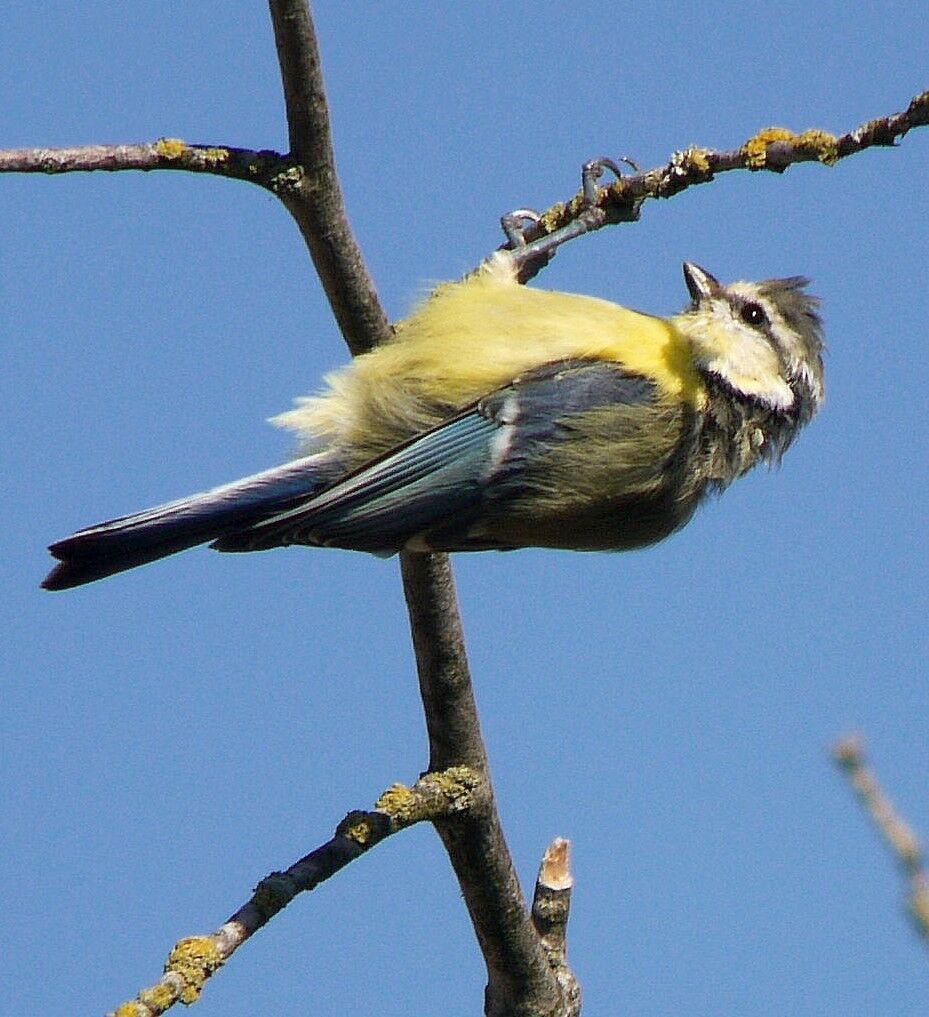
{"left": 42, "top": 255, "right": 824, "bottom": 590}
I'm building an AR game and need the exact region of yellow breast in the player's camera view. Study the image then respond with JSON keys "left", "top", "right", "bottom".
{"left": 274, "top": 256, "right": 707, "bottom": 458}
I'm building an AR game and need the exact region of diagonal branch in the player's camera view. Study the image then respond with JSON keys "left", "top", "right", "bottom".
{"left": 105, "top": 769, "right": 481, "bottom": 1017}
{"left": 505, "top": 88, "right": 929, "bottom": 278}
{"left": 833, "top": 735, "right": 929, "bottom": 943}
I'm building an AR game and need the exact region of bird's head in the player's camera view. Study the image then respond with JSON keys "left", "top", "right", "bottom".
{"left": 677, "top": 262, "right": 824, "bottom": 426}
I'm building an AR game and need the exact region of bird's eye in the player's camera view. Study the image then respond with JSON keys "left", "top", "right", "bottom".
{"left": 740, "top": 302, "right": 768, "bottom": 328}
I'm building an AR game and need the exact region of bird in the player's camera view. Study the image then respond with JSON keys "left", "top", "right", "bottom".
{"left": 42, "top": 254, "right": 824, "bottom": 591}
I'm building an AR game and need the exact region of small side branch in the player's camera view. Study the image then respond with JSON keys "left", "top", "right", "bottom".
{"left": 532, "top": 839, "right": 581, "bottom": 1017}
{"left": 833, "top": 735, "right": 929, "bottom": 942}
{"left": 106, "top": 768, "right": 481, "bottom": 1017}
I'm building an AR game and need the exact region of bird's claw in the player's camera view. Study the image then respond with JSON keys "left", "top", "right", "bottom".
{"left": 500, "top": 208, "right": 543, "bottom": 248}
{"left": 581, "top": 156, "right": 640, "bottom": 204}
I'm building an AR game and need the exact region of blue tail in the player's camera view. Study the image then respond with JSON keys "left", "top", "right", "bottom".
{"left": 43, "top": 452, "right": 339, "bottom": 590}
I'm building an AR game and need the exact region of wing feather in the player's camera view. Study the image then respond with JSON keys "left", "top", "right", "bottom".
{"left": 212, "top": 360, "right": 658, "bottom": 554}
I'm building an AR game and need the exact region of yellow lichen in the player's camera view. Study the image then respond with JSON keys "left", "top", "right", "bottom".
{"left": 424, "top": 765, "right": 480, "bottom": 808}
{"left": 741, "top": 127, "right": 796, "bottom": 168}
{"left": 683, "top": 146, "right": 712, "bottom": 173}
{"left": 138, "top": 981, "right": 176, "bottom": 1011}
{"left": 113, "top": 1004, "right": 147, "bottom": 1017}
{"left": 375, "top": 783, "right": 416, "bottom": 820}
{"left": 337, "top": 809, "right": 378, "bottom": 844}
{"left": 797, "top": 129, "right": 839, "bottom": 165}
{"left": 166, "top": 936, "right": 223, "bottom": 1004}
{"left": 155, "top": 138, "right": 230, "bottom": 168}
{"left": 154, "top": 137, "right": 188, "bottom": 160}
{"left": 669, "top": 146, "right": 713, "bottom": 179}
{"left": 539, "top": 203, "right": 566, "bottom": 232}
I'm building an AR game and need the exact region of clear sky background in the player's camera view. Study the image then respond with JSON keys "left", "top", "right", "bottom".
{"left": 3, "top": 4, "right": 928, "bottom": 1015}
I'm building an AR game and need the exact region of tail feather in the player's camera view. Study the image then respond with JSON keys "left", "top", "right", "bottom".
{"left": 43, "top": 452, "right": 338, "bottom": 590}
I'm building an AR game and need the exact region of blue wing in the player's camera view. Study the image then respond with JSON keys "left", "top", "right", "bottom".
{"left": 212, "top": 359, "right": 657, "bottom": 555}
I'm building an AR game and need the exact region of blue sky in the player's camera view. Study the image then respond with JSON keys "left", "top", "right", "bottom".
{"left": 3, "top": 4, "right": 928, "bottom": 1015}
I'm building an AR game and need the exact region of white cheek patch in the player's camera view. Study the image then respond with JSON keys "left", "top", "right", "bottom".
{"left": 720, "top": 337, "right": 793, "bottom": 409}
{"left": 703, "top": 348, "right": 795, "bottom": 410}
{"left": 696, "top": 302, "right": 796, "bottom": 411}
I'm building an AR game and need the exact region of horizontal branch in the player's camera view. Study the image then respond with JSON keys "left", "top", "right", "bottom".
{"left": 5, "top": 90, "right": 925, "bottom": 294}
{"left": 106, "top": 767, "right": 481, "bottom": 1017}
{"left": 0, "top": 138, "right": 301, "bottom": 192}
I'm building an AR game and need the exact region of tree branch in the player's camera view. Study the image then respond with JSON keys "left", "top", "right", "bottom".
{"left": 401, "top": 553, "right": 564, "bottom": 1016}
{"left": 5, "top": 86, "right": 925, "bottom": 292}
{"left": 4, "top": 5, "right": 572, "bottom": 1013}
{"left": 833, "top": 734, "right": 929, "bottom": 943}
{"left": 8, "top": 5, "right": 919, "bottom": 1014}
{"left": 268, "top": 0, "right": 390, "bottom": 356}
{"left": 500, "top": 88, "right": 929, "bottom": 279}
{"left": 0, "top": 139, "right": 292, "bottom": 184}
{"left": 106, "top": 769, "right": 481, "bottom": 1017}
{"left": 271, "top": 5, "right": 567, "bottom": 1014}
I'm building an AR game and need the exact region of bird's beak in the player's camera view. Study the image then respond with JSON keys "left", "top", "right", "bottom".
{"left": 683, "top": 262, "right": 721, "bottom": 305}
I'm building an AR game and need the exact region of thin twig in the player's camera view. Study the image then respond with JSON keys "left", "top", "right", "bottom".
{"left": 833, "top": 734, "right": 929, "bottom": 942}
